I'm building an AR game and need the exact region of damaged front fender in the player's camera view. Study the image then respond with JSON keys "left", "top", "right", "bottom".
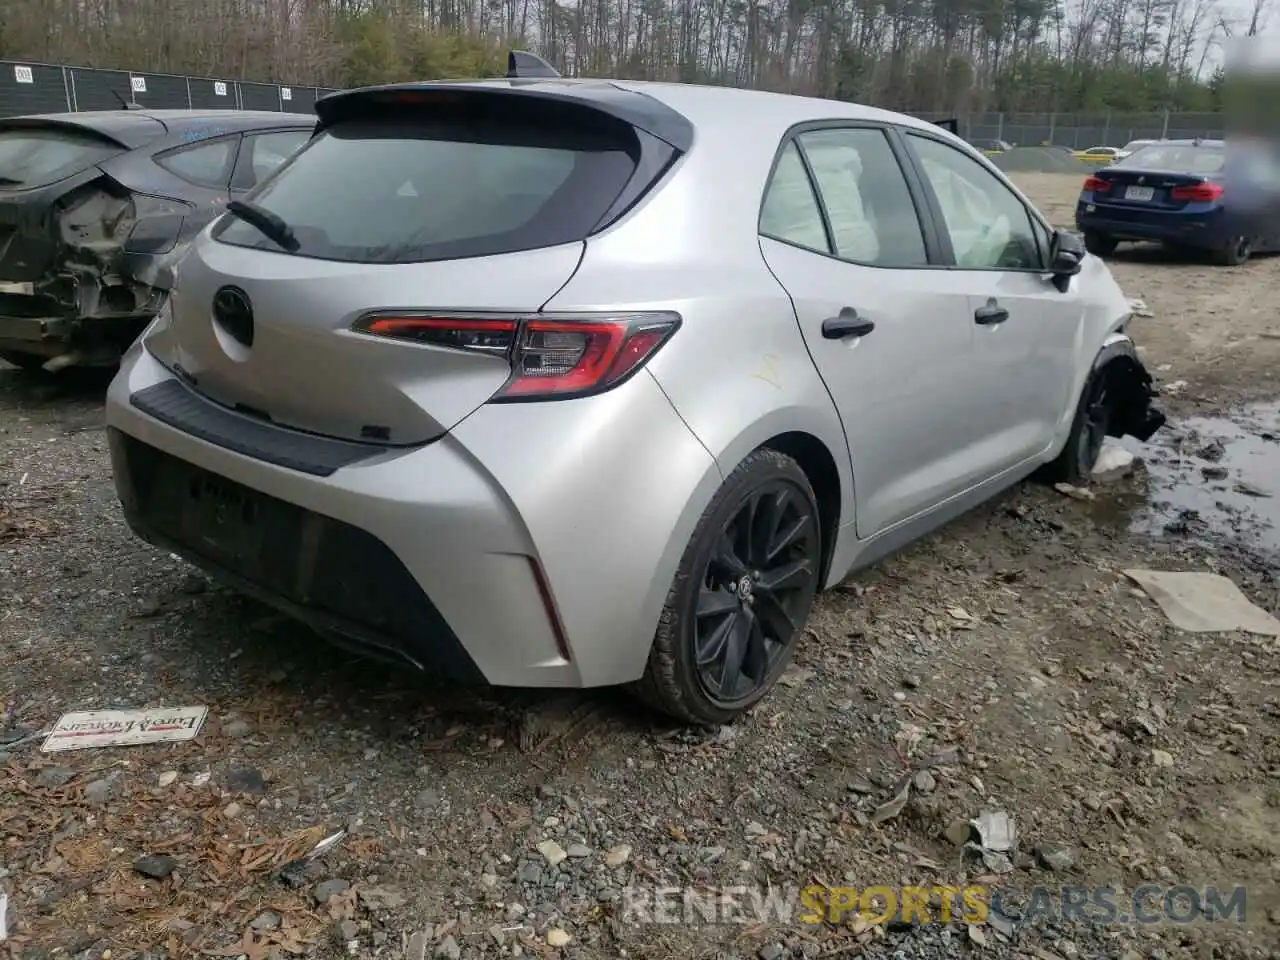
{"left": 1093, "top": 334, "right": 1167, "bottom": 443}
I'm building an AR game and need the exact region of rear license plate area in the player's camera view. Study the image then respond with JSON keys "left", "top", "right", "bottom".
{"left": 179, "top": 471, "right": 265, "bottom": 568}
{"left": 1125, "top": 186, "right": 1154, "bottom": 202}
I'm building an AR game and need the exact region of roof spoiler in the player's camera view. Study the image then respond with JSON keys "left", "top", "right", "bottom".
{"left": 932, "top": 117, "right": 959, "bottom": 135}
{"left": 507, "top": 50, "right": 560, "bottom": 80}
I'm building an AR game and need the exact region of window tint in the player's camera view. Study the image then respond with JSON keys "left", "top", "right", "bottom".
{"left": 213, "top": 118, "right": 637, "bottom": 264}
{"left": 759, "top": 142, "right": 828, "bottom": 253}
{"left": 0, "top": 128, "right": 124, "bottom": 190}
{"left": 907, "top": 133, "right": 1043, "bottom": 270}
{"left": 244, "top": 130, "right": 311, "bottom": 188}
{"left": 155, "top": 138, "right": 238, "bottom": 189}
{"left": 797, "top": 128, "right": 928, "bottom": 267}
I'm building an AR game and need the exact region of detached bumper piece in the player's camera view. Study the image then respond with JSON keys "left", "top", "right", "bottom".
{"left": 109, "top": 429, "right": 483, "bottom": 682}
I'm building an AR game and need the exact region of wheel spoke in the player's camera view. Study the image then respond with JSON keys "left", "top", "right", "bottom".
{"left": 697, "top": 585, "right": 739, "bottom": 619}
{"left": 757, "top": 488, "right": 789, "bottom": 562}
{"left": 767, "top": 513, "right": 812, "bottom": 563}
{"left": 712, "top": 532, "right": 749, "bottom": 581}
{"left": 757, "top": 558, "right": 812, "bottom": 595}
{"left": 755, "top": 590, "right": 797, "bottom": 640}
{"left": 743, "top": 491, "right": 768, "bottom": 566}
{"left": 714, "top": 610, "right": 751, "bottom": 698}
{"left": 695, "top": 608, "right": 737, "bottom": 667}
{"left": 742, "top": 611, "right": 771, "bottom": 685}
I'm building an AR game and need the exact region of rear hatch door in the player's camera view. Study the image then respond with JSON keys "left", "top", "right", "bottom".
{"left": 162, "top": 83, "right": 689, "bottom": 445}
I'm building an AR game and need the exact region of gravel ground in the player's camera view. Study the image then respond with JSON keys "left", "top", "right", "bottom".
{"left": 1, "top": 174, "right": 1279, "bottom": 960}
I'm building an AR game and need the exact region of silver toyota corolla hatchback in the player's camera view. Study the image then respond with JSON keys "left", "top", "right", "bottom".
{"left": 105, "top": 53, "right": 1165, "bottom": 725}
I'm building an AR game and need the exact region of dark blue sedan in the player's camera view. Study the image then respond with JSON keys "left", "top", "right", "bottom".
{"left": 1075, "top": 138, "right": 1280, "bottom": 266}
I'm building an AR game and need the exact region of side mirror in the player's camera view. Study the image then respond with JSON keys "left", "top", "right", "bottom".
{"left": 1048, "top": 229, "right": 1085, "bottom": 292}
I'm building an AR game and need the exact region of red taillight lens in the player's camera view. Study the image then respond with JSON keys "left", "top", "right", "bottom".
{"left": 1171, "top": 182, "right": 1224, "bottom": 202}
{"left": 1083, "top": 176, "right": 1111, "bottom": 193}
{"left": 353, "top": 311, "right": 681, "bottom": 401}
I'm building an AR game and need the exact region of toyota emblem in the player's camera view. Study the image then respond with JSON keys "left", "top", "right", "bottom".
{"left": 212, "top": 285, "right": 254, "bottom": 348}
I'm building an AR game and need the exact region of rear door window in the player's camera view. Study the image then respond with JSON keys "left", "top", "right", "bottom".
{"left": 212, "top": 118, "right": 638, "bottom": 263}
{"left": 154, "top": 137, "right": 241, "bottom": 189}
{"left": 797, "top": 127, "right": 929, "bottom": 267}
{"left": 0, "top": 127, "right": 125, "bottom": 190}
{"left": 759, "top": 142, "right": 830, "bottom": 253}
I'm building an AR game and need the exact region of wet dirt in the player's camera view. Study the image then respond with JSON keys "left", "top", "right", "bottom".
{"left": 1118, "top": 401, "right": 1280, "bottom": 556}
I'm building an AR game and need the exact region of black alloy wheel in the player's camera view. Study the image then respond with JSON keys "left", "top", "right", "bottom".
{"left": 632, "top": 449, "right": 823, "bottom": 726}
{"left": 693, "top": 479, "right": 820, "bottom": 707}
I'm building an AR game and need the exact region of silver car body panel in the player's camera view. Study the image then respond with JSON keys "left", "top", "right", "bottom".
{"left": 107, "top": 79, "right": 1141, "bottom": 688}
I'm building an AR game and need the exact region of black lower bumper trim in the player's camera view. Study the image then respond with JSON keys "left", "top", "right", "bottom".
{"left": 130, "top": 379, "right": 386, "bottom": 477}
{"left": 109, "top": 428, "right": 484, "bottom": 683}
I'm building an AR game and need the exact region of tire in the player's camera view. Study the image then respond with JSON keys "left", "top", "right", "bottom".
{"left": 0, "top": 350, "right": 48, "bottom": 372}
{"left": 1214, "top": 237, "right": 1252, "bottom": 266}
{"left": 631, "top": 448, "right": 824, "bottom": 726}
{"left": 1083, "top": 231, "right": 1118, "bottom": 256}
{"left": 1042, "top": 362, "right": 1114, "bottom": 485}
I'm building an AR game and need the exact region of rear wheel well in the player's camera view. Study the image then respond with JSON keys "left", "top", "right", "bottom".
{"left": 760, "top": 432, "right": 841, "bottom": 588}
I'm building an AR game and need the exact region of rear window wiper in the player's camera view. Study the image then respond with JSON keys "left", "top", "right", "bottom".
{"left": 226, "top": 199, "right": 299, "bottom": 252}
{"left": 0, "top": 177, "right": 24, "bottom": 186}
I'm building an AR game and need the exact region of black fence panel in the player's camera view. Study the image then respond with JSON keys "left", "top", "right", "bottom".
{"left": 188, "top": 77, "right": 238, "bottom": 110}
{"left": 128, "top": 72, "right": 189, "bottom": 110}
{"left": 239, "top": 81, "right": 281, "bottom": 112}
{"left": 0, "top": 61, "right": 69, "bottom": 116}
{"left": 69, "top": 67, "right": 135, "bottom": 111}
{"left": 280, "top": 86, "right": 317, "bottom": 113}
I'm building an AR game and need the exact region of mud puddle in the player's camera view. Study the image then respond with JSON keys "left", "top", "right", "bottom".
{"left": 1117, "top": 401, "right": 1280, "bottom": 555}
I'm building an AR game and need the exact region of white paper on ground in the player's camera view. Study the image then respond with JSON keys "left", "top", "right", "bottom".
{"left": 1125, "top": 570, "right": 1280, "bottom": 636}
{"left": 1092, "top": 443, "right": 1136, "bottom": 477}
{"left": 40, "top": 706, "right": 208, "bottom": 752}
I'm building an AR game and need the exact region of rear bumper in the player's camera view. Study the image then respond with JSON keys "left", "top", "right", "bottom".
{"left": 0, "top": 309, "right": 152, "bottom": 361}
{"left": 105, "top": 340, "right": 719, "bottom": 688}
{"left": 0, "top": 314, "right": 71, "bottom": 344}
{"left": 1075, "top": 203, "right": 1229, "bottom": 248}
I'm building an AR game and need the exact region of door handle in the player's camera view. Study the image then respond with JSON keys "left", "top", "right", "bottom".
{"left": 974, "top": 300, "right": 1010, "bottom": 325}
{"left": 821, "top": 308, "right": 875, "bottom": 339}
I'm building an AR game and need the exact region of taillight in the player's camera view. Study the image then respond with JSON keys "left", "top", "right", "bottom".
{"left": 1171, "top": 182, "right": 1224, "bottom": 202}
{"left": 1083, "top": 176, "right": 1111, "bottom": 193}
{"left": 353, "top": 311, "right": 681, "bottom": 401}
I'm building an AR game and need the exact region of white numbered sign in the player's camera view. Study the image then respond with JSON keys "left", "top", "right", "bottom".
{"left": 280, "top": 87, "right": 292, "bottom": 101}
{"left": 14, "top": 66, "right": 33, "bottom": 84}
{"left": 131, "top": 76, "right": 147, "bottom": 93}
{"left": 214, "top": 81, "right": 228, "bottom": 97}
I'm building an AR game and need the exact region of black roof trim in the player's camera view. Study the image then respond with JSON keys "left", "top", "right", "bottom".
{"left": 0, "top": 112, "right": 167, "bottom": 150}
{"left": 314, "top": 81, "right": 694, "bottom": 153}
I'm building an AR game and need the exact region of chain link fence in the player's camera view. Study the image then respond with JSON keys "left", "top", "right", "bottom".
{"left": 0, "top": 58, "right": 339, "bottom": 118}
{"left": 913, "top": 111, "right": 1226, "bottom": 148}
{"left": 0, "top": 58, "right": 1229, "bottom": 146}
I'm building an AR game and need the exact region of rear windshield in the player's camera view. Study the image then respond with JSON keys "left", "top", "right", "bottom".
{"left": 212, "top": 118, "right": 639, "bottom": 263}
{"left": 1119, "top": 144, "right": 1224, "bottom": 174}
{"left": 0, "top": 127, "right": 125, "bottom": 189}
